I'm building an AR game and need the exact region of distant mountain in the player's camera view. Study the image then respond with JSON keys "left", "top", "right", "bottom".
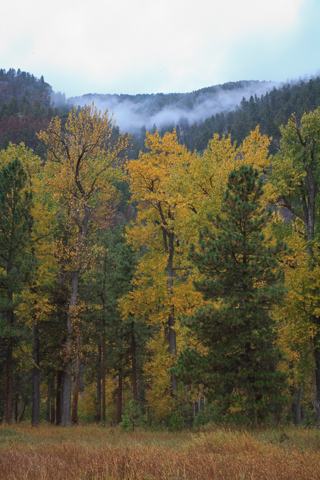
{"left": 1, "top": 68, "right": 320, "bottom": 159}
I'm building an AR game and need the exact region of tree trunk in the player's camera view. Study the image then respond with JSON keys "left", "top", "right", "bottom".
{"left": 60, "top": 272, "right": 79, "bottom": 427}
{"left": 18, "top": 397, "right": 27, "bottom": 422}
{"left": 5, "top": 288, "right": 14, "bottom": 425}
{"left": 60, "top": 360, "right": 72, "bottom": 427}
{"left": 116, "top": 366, "right": 123, "bottom": 424}
{"left": 46, "top": 391, "right": 50, "bottom": 423}
{"left": 292, "top": 386, "right": 303, "bottom": 426}
{"left": 15, "top": 392, "right": 18, "bottom": 423}
{"left": 46, "top": 379, "right": 55, "bottom": 423}
{"left": 168, "top": 311, "right": 178, "bottom": 393}
{"left": 314, "top": 343, "right": 320, "bottom": 428}
{"left": 102, "top": 317, "right": 106, "bottom": 422}
{"left": 72, "top": 336, "right": 81, "bottom": 424}
{"left": 49, "top": 379, "right": 55, "bottom": 424}
{"left": 167, "top": 232, "right": 177, "bottom": 393}
{"left": 56, "top": 370, "right": 63, "bottom": 426}
{"left": 5, "top": 339, "right": 13, "bottom": 425}
{"left": 31, "top": 319, "right": 40, "bottom": 426}
{"left": 96, "top": 342, "right": 101, "bottom": 422}
{"left": 131, "top": 320, "right": 138, "bottom": 401}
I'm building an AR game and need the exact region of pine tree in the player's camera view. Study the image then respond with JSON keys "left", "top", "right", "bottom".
{"left": 0, "top": 158, "right": 33, "bottom": 424}
{"left": 175, "top": 165, "right": 287, "bottom": 423}
{"left": 82, "top": 226, "right": 149, "bottom": 424}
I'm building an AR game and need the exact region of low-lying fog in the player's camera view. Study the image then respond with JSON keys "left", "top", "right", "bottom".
{"left": 61, "top": 81, "right": 280, "bottom": 134}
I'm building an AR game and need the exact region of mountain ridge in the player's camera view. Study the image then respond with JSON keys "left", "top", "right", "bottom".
{"left": 1, "top": 68, "right": 320, "bottom": 158}
{"left": 68, "top": 80, "right": 279, "bottom": 134}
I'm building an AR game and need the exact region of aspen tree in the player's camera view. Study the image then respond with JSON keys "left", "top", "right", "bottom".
{"left": 38, "top": 104, "right": 126, "bottom": 426}
{"left": 125, "top": 130, "right": 200, "bottom": 401}
{"left": 269, "top": 108, "right": 320, "bottom": 425}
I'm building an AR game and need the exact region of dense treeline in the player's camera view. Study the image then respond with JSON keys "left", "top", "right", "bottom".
{"left": 2, "top": 70, "right": 320, "bottom": 428}
{"left": 182, "top": 78, "right": 320, "bottom": 152}
{"left": 70, "top": 80, "right": 269, "bottom": 118}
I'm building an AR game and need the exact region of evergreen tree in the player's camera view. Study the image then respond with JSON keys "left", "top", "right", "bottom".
{"left": 82, "top": 226, "right": 149, "bottom": 424}
{"left": 0, "top": 158, "right": 33, "bottom": 423}
{"left": 175, "top": 165, "right": 287, "bottom": 423}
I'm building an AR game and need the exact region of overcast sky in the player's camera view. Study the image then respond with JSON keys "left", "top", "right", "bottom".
{"left": 1, "top": 0, "right": 319, "bottom": 97}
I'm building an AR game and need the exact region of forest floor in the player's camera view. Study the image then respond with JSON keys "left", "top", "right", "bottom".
{"left": 0, "top": 423, "right": 320, "bottom": 479}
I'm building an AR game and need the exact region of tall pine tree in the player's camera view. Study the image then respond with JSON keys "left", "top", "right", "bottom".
{"left": 0, "top": 158, "right": 33, "bottom": 424}
{"left": 176, "top": 165, "right": 287, "bottom": 423}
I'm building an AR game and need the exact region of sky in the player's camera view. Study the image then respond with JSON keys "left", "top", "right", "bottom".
{"left": 1, "top": 0, "right": 320, "bottom": 98}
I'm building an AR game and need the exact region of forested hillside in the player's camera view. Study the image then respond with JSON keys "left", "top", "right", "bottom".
{"left": 2, "top": 68, "right": 320, "bottom": 157}
{"left": 0, "top": 69, "right": 71, "bottom": 155}
{"left": 1, "top": 68, "right": 320, "bottom": 428}
{"left": 129, "top": 77, "right": 320, "bottom": 155}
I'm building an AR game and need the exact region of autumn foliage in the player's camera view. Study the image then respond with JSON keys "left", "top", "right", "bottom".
{"left": 3, "top": 101, "right": 320, "bottom": 437}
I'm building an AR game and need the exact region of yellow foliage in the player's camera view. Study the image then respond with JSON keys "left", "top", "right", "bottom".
{"left": 37, "top": 103, "right": 128, "bottom": 335}
{"left": 144, "top": 332, "right": 173, "bottom": 421}
{"left": 273, "top": 227, "right": 316, "bottom": 385}
{"left": 80, "top": 375, "right": 118, "bottom": 421}
{"left": 38, "top": 104, "right": 125, "bottom": 230}
{"left": 0, "top": 143, "right": 58, "bottom": 330}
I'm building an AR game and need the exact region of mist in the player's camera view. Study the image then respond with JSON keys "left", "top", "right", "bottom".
{"left": 66, "top": 81, "right": 280, "bottom": 134}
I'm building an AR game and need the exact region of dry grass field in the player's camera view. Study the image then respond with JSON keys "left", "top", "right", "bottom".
{"left": 1, "top": 423, "right": 320, "bottom": 479}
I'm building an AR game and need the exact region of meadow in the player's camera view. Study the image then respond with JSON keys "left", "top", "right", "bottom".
{"left": 1, "top": 423, "right": 320, "bottom": 479}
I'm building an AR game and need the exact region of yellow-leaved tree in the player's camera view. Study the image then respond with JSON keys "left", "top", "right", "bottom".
{"left": 122, "top": 131, "right": 203, "bottom": 418}
{"left": 272, "top": 218, "right": 317, "bottom": 424}
{"left": 38, "top": 104, "right": 127, "bottom": 426}
{"left": 268, "top": 108, "right": 320, "bottom": 425}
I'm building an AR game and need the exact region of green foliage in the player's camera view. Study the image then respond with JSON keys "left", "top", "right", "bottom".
{"left": 193, "top": 408, "right": 218, "bottom": 428}
{"left": 0, "top": 157, "right": 33, "bottom": 317}
{"left": 0, "top": 157, "right": 34, "bottom": 421}
{"left": 120, "top": 400, "right": 145, "bottom": 431}
{"left": 175, "top": 165, "right": 288, "bottom": 423}
{"left": 165, "top": 387, "right": 194, "bottom": 431}
{"left": 81, "top": 226, "right": 150, "bottom": 424}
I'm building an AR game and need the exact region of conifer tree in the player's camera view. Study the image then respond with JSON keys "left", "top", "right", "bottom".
{"left": 0, "top": 158, "right": 33, "bottom": 424}
{"left": 176, "top": 165, "right": 287, "bottom": 423}
{"left": 82, "top": 226, "right": 149, "bottom": 424}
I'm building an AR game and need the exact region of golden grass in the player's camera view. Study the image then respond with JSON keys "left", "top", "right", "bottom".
{"left": 1, "top": 423, "right": 320, "bottom": 479}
